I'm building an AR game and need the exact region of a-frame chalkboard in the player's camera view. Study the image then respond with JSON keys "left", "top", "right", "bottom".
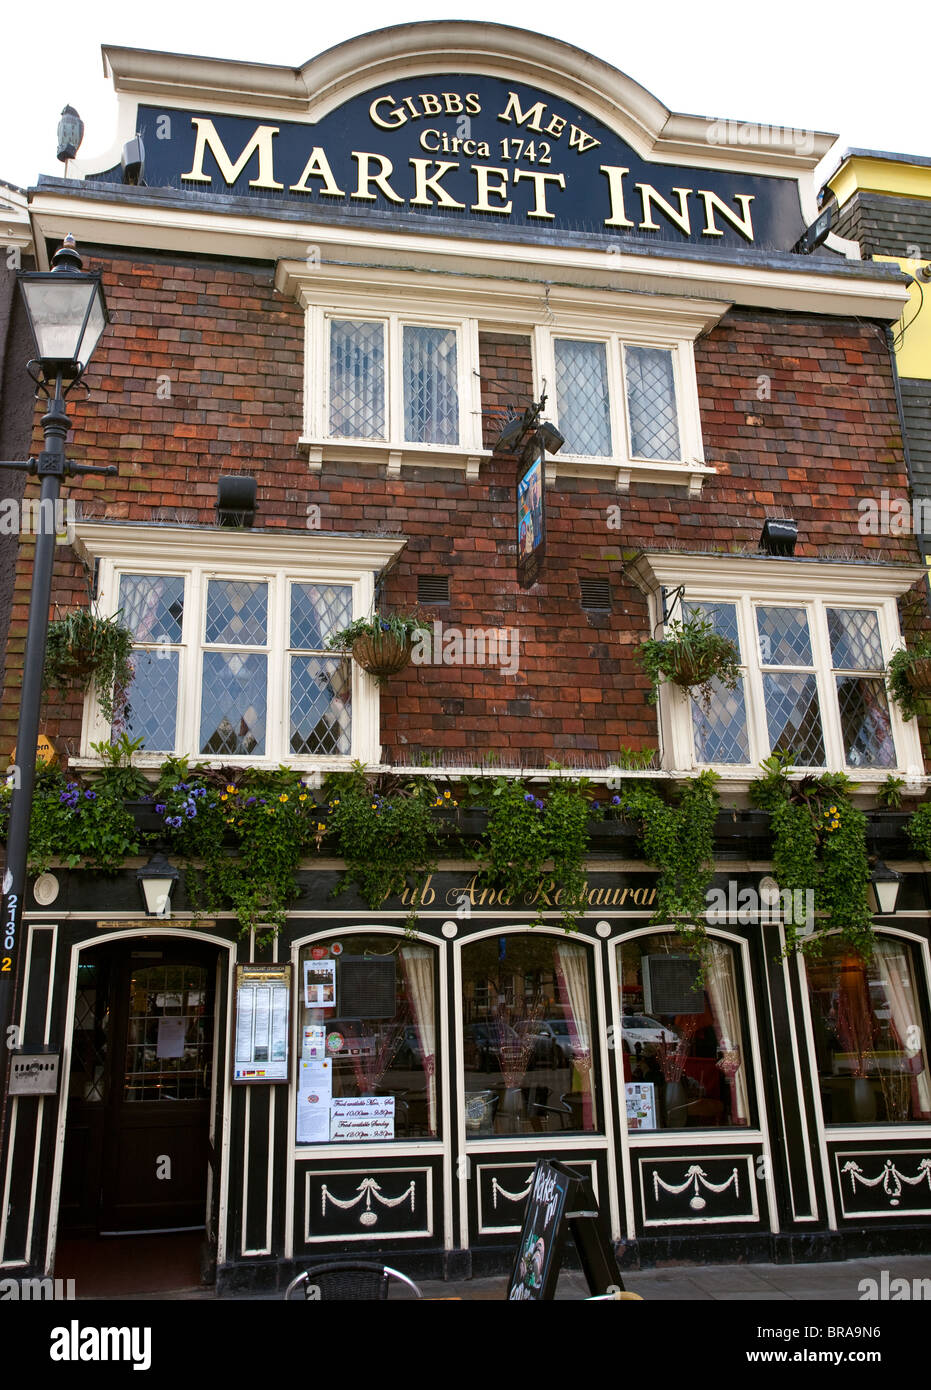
{"left": 507, "top": 1158, "right": 624, "bottom": 1300}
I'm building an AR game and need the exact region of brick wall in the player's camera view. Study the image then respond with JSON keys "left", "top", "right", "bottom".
{"left": 1, "top": 251, "right": 923, "bottom": 766}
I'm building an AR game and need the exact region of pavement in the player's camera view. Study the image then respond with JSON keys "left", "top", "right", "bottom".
{"left": 94, "top": 1252, "right": 931, "bottom": 1300}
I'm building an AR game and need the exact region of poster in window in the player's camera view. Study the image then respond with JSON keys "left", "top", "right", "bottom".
{"left": 232, "top": 963, "right": 291, "bottom": 1083}
{"left": 516, "top": 443, "right": 545, "bottom": 589}
{"left": 625, "top": 1081, "right": 656, "bottom": 1130}
{"left": 303, "top": 958, "right": 337, "bottom": 1010}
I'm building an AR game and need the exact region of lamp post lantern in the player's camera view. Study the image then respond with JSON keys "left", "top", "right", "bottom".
{"left": 0, "top": 235, "right": 117, "bottom": 1162}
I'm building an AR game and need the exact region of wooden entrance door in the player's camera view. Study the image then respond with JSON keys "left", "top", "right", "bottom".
{"left": 61, "top": 938, "right": 219, "bottom": 1235}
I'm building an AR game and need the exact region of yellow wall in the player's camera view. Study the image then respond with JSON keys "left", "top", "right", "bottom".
{"left": 874, "top": 256, "right": 931, "bottom": 381}
{"left": 828, "top": 157, "right": 931, "bottom": 208}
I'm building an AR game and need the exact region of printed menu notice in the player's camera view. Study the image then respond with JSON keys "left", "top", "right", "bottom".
{"left": 329, "top": 1096, "right": 395, "bottom": 1141}
{"left": 303, "top": 958, "right": 337, "bottom": 1009}
{"left": 233, "top": 964, "right": 291, "bottom": 1083}
{"left": 625, "top": 1081, "right": 656, "bottom": 1130}
{"left": 297, "top": 1058, "right": 333, "bottom": 1143}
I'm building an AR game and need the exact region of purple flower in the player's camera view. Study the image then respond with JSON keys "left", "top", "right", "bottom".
{"left": 155, "top": 804, "right": 166, "bottom": 814}
{"left": 524, "top": 793, "right": 535, "bottom": 803}
{"left": 84, "top": 790, "right": 97, "bottom": 801}
{"left": 534, "top": 799, "right": 544, "bottom": 811}
{"left": 592, "top": 801, "right": 601, "bottom": 812}
{"left": 611, "top": 795, "right": 621, "bottom": 806}
{"left": 246, "top": 796, "right": 257, "bottom": 805}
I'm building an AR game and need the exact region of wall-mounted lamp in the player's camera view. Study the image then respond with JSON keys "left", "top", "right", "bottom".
{"left": 537, "top": 421, "right": 565, "bottom": 455}
{"left": 760, "top": 517, "right": 798, "bottom": 556}
{"left": 121, "top": 136, "right": 145, "bottom": 186}
{"left": 867, "top": 859, "right": 903, "bottom": 916}
{"left": 137, "top": 852, "right": 180, "bottom": 918}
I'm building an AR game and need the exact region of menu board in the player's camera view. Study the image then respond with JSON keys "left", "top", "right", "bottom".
{"left": 233, "top": 963, "right": 291, "bottom": 1083}
{"left": 508, "top": 1159, "right": 573, "bottom": 1301}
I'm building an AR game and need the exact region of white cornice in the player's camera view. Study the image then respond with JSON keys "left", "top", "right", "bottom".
{"left": 28, "top": 191, "right": 910, "bottom": 322}
{"left": 100, "top": 24, "right": 835, "bottom": 176}
{"left": 0, "top": 183, "right": 35, "bottom": 252}
{"left": 627, "top": 550, "right": 926, "bottom": 600}
{"left": 72, "top": 522, "right": 407, "bottom": 573}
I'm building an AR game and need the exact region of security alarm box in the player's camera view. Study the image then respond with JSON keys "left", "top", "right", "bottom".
{"left": 10, "top": 1051, "right": 60, "bottom": 1095}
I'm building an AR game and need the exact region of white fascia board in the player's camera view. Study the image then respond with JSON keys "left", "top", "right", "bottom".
{"left": 627, "top": 551, "right": 927, "bottom": 601}
{"left": 28, "top": 192, "right": 910, "bottom": 322}
{"left": 72, "top": 521, "right": 407, "bottom": 574}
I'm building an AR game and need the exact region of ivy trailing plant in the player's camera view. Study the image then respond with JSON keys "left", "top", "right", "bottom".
{"left": 323, "top": 763, "right": 441, "bottom": 932}
{"left": 153, "top": 762, "right": 321, "bottom": 942}
{"left": 750, "top": 750, "right": 873, "bottom": 959}
{"left": 0, "top": 764, "right": 140, "bottom": 874}
{"left": 43, "top": 608, "right": 136, "bottom": 726}
{"left": 466, "top": 776, "right": 591, "bottom": 932}
{"left": 609, "top": 770, "right": 720, "bottom": 956}
{"left": 907, "top": 798, "right": 931, "bottom": 864}
{"left": 638, "top": 612, "right": 740, "bottom": 709}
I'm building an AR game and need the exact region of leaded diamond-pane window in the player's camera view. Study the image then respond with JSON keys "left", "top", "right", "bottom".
{"left": 692, "top": 675, "right": 750, "bottom": 764}
{"left": 554, "top": 339, "right": 612, "bottom": 456}
{"left": 827, "top": 608, "right": 885, "bottom": 672}
{"left": 118, "top": 574, "right": 184, "bottom": 643}
{"left": 403, "top": 325, "right": 459, "bottom": 445}
{"left": 290, "top": 658, "right": 352, "bottom": 755}
{"left": 827, "top": 608, "right": 895, "bottom": 768}
{"left": 757, "top": 607, "right": 813, "bottom": 667}
{"left": 124, "top": 650, "right": 179, "bottom": 751}
{"left": 205, "top": 580, "right": 267, "bottom": 646}
{"left": 329, "top": 319, "right": 386, "bottom": 440}
{"left": 290, "top": 583, "right": 352, "bottom": 650}
{"left": 199, "top": 652, "right": 267, "bottom": 756}
{"left": 762, "top": 673, "right": 826, "bottom": 766}
{"left": 624, "top": 346, "right": 680, "bottom": 461}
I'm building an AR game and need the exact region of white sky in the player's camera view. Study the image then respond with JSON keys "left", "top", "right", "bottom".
{"left": 1, "top": 0, "right": 928, "bottom": 192}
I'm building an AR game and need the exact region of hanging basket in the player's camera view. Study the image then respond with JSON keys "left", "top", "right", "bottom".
{"left": 904, "top": 657, "right": 931, "bottom": 694}
{"left": 350, "top": 631, "right": 414, "bottom": 679}
{"left": 669, "top": 650, "right": 720, "bottom": 689}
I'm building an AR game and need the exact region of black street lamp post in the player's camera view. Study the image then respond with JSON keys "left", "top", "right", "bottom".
{"left": 0, "top": 235, "right": 115, "bottom": 1162}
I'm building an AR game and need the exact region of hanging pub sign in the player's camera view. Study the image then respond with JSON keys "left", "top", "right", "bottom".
{"left": 516, "top": 438, "right": 545, "bottom": 589}
{"left": 233, "top": 963, "right": 291, "bottom": 1083}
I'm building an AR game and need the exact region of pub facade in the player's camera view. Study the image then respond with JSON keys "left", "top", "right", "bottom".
{"left": 1, "top": 23, "right": 930, "bottom": 1293}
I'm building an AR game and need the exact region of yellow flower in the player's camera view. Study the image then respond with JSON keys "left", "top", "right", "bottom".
{"left": 371, "top": 803, "right": 378, "bottom": 810}
{"left": 220, "top": 794, "right": 228, "bottom": 802}
{"left": 299, "top": 794, "right": 307, "bottom": 802}
{"left": 829, "top": 805, "right": 837, "bottom": 814}
{"left": 444, "top": 790, "right": 451, "bottom": 799}
{"left": 279, "top": 793, "right": 289, "bottom": 803}
{"left": 226, "top": 784, "right": 237, "bottom": 794}
{"left": 317, "top": 822, "right": 326, "bottom": 833}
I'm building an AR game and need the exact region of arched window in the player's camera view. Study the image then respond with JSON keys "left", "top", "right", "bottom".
{"left": 804, "top": 935, "right": 931, "bottom": 1125}
{"left": 296, "top": 934, "right": 439, "bottom": 1143}
{"left": 460, "top": 933, "right": 599, "bottom": 1136}
{"left": 618, "top": 932, "right": 753, "bottom": 1131}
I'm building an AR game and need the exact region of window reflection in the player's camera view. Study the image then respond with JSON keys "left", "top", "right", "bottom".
{"left": 620, "top": 934, "right": 752, "bottom": 1130}
{"left": 461, "top": 934, "right": 598, "bottom": 1135}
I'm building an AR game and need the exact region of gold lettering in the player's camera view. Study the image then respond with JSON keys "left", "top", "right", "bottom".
{"left": 471, "top": 165, "right": 512, "bottom": 214}
{"left": 182, "top": 118, "right": 283, "bottom": 189}
{"left": 545, "top": 114, "right": 567, "bottom": 138}
{"left": 513, "top": 168, "right": 565, "bottom": 219}
{"left": 351, "top": 151, "right": 405, "bottom": 203}
{"left": 289, "top": 146, "right": 345, "bottom": 197}
{"left": 600, "top": 165, "right": 634, "bottom": 228}
{"left": 369, "top": 95, "right": 406, "bottom": 130}
{"left": 696, "top": 190, "right": 755, "bottom": 241}
{"left": 465, "top": 93, "right": 481, "bottom": 115}
{"left": 409, "top": 159, "right": 465, "bottom": 208}
{"left": 568, "top": 125, "right": 601, "bottom": 153}
{"left": 419, "top": 93, "right": 442, "bottom": 115}
{"left": 497, "top": 91, "right": 546, "bottom": 133}
{"left": 442, "top": 93, "right": 464, "bottom": 115}
{"left": 637, "top": 184, "right": 692, "bottom": 235}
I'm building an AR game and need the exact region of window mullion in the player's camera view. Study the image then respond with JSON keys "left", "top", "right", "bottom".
{"left": 268, "top": 571, "right": 287, "bottom": 763}
{"left": 744, "top": 598, "right": 769, "bottom": 764}
{"left": 812, "top": 600, "right": 844, "bottom": 769}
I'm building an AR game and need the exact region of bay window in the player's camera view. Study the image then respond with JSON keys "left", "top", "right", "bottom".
{"left": 73, "top": 524, "right": 405, "bottom": 767}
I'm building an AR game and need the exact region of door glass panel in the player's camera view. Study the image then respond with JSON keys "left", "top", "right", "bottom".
{"left": 70, "top": 959, "right": 110, "bottom": 1102}
{"left": 122, "top": 963, "right": 213, "bottom": 1102}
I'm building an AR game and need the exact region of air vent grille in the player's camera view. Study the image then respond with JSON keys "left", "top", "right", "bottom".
{"left": 580, "top": 578, "right": 611, "bottom": 610}
{"left": 418, "top": 574, "right": 450, "bottom": 604}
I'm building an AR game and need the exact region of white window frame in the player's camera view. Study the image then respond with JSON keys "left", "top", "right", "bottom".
{"left": 301, "top": 301, "right": 484, "bottom": 475}
{"left": 71, "top": 523, "right": 407, "bottom": 771}
{"left": 533, "top": 321, "right": 707, "bottom": 490}
{"left": 629, "top": 552, "right": 927, "bottom": 784}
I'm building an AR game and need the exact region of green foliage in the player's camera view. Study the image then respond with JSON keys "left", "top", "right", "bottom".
{"left": 751, "top": 752, "right": 873, "bottom": 958}
{"left": 0, "top": 765, "right": 140, "bottom": 874}
{"left": 88, "top": 733, "right": 150, "bottom": 800}
{"left": 325, "top": 611, "right": 431, "bottom": 651}
{"left": 155, "top": 766, "right": 321, "bottom": 941}
{"left": 878, "top": 774, "right": 906, "bottom": 810}
{"left": 612, "top": 746, "right": 659, "bottom": 771}
{"left": 471, "top": 777, "right": 591, "bottom": 932}
{"left": 907, "top": 800, "right": 931, "bottom": 862}
{"left": 886, "top": 638, "right": 931, "bottom": 722}
{"left": 43, "top": 608, "right": 135, "bottom": 726}
{"left": 323, "top": 764, "right": 440, "bottom": 932}
{"left": 637, "top": 612, "right": 740, "bottom": 708}
{"left": 614, "top": 771, "right": 720, "bottom": 955}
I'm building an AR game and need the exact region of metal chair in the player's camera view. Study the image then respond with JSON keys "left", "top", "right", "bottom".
{"left": 284, "top": 1261, "right": 422, "bottom": 1300}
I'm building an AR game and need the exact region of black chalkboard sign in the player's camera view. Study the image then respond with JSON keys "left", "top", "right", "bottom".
{"left": 508, "top": 1159, "right": 625, "bottom": 1301}
{"left": 508, "top": 1159, "right": 573, "bottom": 1300}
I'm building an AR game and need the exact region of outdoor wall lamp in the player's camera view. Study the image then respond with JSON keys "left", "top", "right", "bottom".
{"left": 18, "top": 235, "right": 108, "bottom": 382}
{"left": 137, "top": 853, "right": 181, "bottom": 918}
{"left": 867, "top": 859, "right": 903, "bottom": 916}
{"left": 760, "top": 517, "right": 798, "bottom": 556}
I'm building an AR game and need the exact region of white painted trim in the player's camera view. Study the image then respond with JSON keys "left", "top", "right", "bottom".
{"left": 301, "top": 1165, "right": 434, "bottom": 1245}
{"left": 27, "top": 191, "right": 911, "bottom": 324}
{"left": 834, "top": 1147, "right": 931, "bottom": 1219}
{"left": 475, "top": 1157, "right": 600, "bottom": 1235}
{"left": 638, "top": 1152, "right": 761, "bottom": 1227}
